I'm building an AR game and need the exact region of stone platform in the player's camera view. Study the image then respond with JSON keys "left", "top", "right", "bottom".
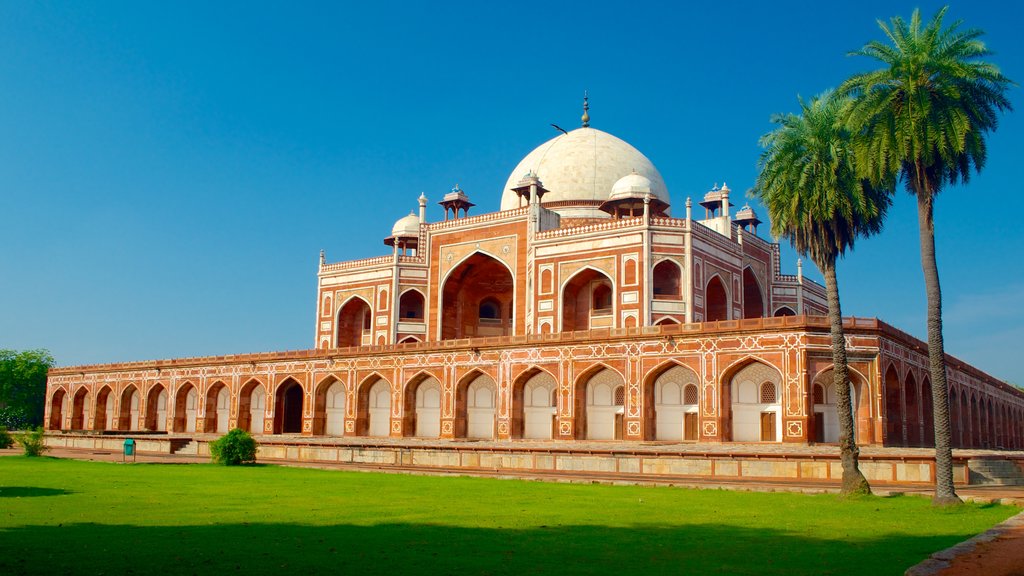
{"left": 44, "top": 433, "right": 1024, "bottom": 488}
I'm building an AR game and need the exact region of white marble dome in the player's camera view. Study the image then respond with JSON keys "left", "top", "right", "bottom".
{"left": 500, "top": 127, "right": 669, "bottom": 218}
{"left": 391, "top": 212, "right": 420, "bottom": 237}
{"left": 609, "top": 171, "right": 652, "bottom": 201}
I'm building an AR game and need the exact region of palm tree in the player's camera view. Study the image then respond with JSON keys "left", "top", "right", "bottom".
{"left": 755, "top": 90, "right": 890, "bottom": 496}
{"left": 841, "top": 7, "right": 1012, "bottom": 505}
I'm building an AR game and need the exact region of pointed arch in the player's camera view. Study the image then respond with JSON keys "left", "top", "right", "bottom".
{"left": 724, "top": 359, "right": 783, "bottom": 442}
{"left": 273, "top": 377, "right": 305, "bottom": 434}
{"left": 145, "top": 383, "right": 168, "bottom": 432}
{"left": 905, "top": 371, "right": 919, "bottom": 446}
{"left": 511, "top": 366, "right": 558, "bottom": 440}
{"left": 812, "top": 367, "right": 870, "bottom": 445}
{"left": 440, "top": 251, "right": 514, "bottom": 340}
{"left": 561, "top": 266, "right": 615, "bottom": 332}
{"left": 773, "top": 305, "right": 797, "bottom": 317}
{"left": 705, "top": 274, "right": 729, "bottom": 322}
{"left": 313, "top": 375, "right": 347, "bottom": 436}
{"left": 203, "top": 381, "right": 230, "bottom": 434}
{"left": 455, "top": 369, "right": 497, "bottom": 439}
{"left": 48, "top": 387, "right": 67, "bottom": 430}
{"left": 922, "top": 377, "right": 934, "bottom": 447}
{"left": 398, "top": 288, "right": 425, "bottom": 321}
{"left": 94, "top": 385, "right": 114, "bottom": 431}
{"left": 573, "top": 363, "right": 626, "bottom": 440}
{"left": 173, "top": 382, "right": 198, "bottom": 433}
{"left": 336, "top": 295, "right": 372, "bottom": 348}
{"left": 644, "top": 360, "right": 700, "bottom": 441}
{"left": 652, "top": 259, "right": 682, "bottom": 300}
{"left": 355, "top": 373, "right": 391, "bottom": 437}
{"left": 742, "top": 267, "right": 765, "bottom": 319}
{"left": 883, "top": 364, "right": 903, "bottom": 446}
{"left": 71, "top": 387, "right": 90, "bottom": 430}
{"left": 118, "top": 384, "right": 141, "bottom": 432}
{"left": 236, "top": 378, "right": 266, "bottom": 434}
{"left": 404, "top": 370, "right": 442, "bottom": 438}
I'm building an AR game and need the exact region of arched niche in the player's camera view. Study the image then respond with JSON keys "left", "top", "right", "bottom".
{"left": 441, "top": 253, "right": 514, "bottom": 340}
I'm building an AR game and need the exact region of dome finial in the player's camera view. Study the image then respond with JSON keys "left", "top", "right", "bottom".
{"left": 581, "top": 91, "right": 590, "bottom": 127}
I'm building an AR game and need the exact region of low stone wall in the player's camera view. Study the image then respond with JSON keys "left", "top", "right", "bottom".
{"left": 44, "top": 433, "right": 986, "bottom": 486}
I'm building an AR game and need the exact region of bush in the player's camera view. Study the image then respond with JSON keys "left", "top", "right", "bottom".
{"left": 209, "top": 428, "right": 258, "bottom": 465}
{"left": 15, "top": 427, "right": 48, "bottom": 457}
{"left": 0, "top": 426, "right": 13, "bottom": 449}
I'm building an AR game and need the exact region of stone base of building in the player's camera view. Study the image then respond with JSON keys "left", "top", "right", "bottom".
{"left": 45, "top": 433, "right": 1024, "bottom": 487}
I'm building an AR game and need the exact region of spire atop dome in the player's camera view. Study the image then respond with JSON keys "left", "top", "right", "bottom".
{"left": 581, "top": 91, "right": 590, "bottom": 127}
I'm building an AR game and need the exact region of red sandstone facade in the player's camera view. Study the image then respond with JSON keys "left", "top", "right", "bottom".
{"left": 44, "top": 122, "right": 1024, "bottom": 449}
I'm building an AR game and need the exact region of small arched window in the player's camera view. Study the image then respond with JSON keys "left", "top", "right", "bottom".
{"left": 653, "top": 260, "right": 682, "bottom": 299}
{"left": 479, "top": 298, "right": 501, "bottom": 320}
{"left": 813, "top": 384, "right": 825, "bottom": 405}
{"left": 613, "top": 386, "right": 625, "bottom": 406}
{"left": 399, "top": 290, "right": 425, "bottom": 320}
{"left": 760, "top": 382, "right": 777, "bottom": 404}
{"left": 683, "top": 384, "right": 699, "bottom": 405}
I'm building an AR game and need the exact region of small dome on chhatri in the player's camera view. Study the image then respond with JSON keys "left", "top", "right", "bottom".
{"left": 609, "top": 170, "right": 653, "bottom": 201}
{"left": 735, "top": 204, "right": 759, "bottom": 221}
{"left": 391, "top": 211, "right": 420, "bottom": 237}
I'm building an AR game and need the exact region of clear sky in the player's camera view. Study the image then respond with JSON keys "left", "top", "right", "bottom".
{"left": 1, "top": 1, "right": 1021, "bottom": 385}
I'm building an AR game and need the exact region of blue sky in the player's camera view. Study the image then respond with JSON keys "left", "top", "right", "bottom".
{"left": 1, "top": 1, "right": 1021, "bottom": 384}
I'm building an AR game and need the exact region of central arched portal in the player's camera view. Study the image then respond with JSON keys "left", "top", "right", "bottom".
{"left": 441, "top": 253, "right": 514, "bottom": 340}
{"left": 336, "top": 298, "right": 372, "bottom": 348}
{"left": 274, "top": 379, "right": 305, "bottom": 434}
{"left": 562, "top": 268, "right": 615, "bottom": 332}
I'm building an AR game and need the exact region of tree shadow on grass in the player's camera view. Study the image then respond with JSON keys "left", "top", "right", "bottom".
{"left": 0, "top": 487, "right": 73, "bottom": 498}
{"left": 0, "top": 520, "right": 969, "bottom": 576}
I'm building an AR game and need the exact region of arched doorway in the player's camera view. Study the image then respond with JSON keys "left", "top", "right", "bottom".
{"left": 49, "top": 388, "right": 66, "bottom": 430}
{"left": 456, "top": 372, "right": 497, "bottom": 439}
{"left": 274, "top": 379, "right": 305, "bottom": 434}
{"left": 705, "top": 276, "right": 728, "bottom": 322}
{"left": 905, "top": 373, "right": 919, "bottom": 447}
{"left": 742, "top": 267, "right": 764, "bottom": 319}
{"left": 812, "top": 370, "right": 864, "bottom": 444}
{"left": 441, "top": 253, "right": 514, "bottom": 339}
{"left": 94, "top": 386, "right": 113, "bottom": 431}
{"left": 729, "top": 362, "right": 782, "bottom": 442}
{"left": 145, "top": 385, "right": 168, "bottom": 432}
{"left": 652, "top": 365, "right": 699, "bottom": 441}
{"left": 336, "top": 297, "right": 372, "bottom": 348}
{"left": 884, "top": 366, "right": 902, "bottom": 445}
{"left": 71, "top": 388, "right": 90, "bottom": 430}
{"left": 118, "top": 386, "right": 141, "bottom": 431}
{"left": 362, "top": 378, "right": 391, "bottom": 437}
{"left": 204, "top": 382, "right": 230, "bottom": 434}
{"left": 313, "top": 378, "right": 346, "bottom": 436}
{"left": 922, "top": 379, "right": 934, "bottom": 447}
{"left": 562, "top": 268, "right": 614, "bottom": 332}
{"left": 174, "top": 383, "right": 198, "bottom": 433}
{"left": 514, "top": 370, "right": 557, "bottom": 440}
{"left": 578, "top": 367, "right": 625, "bottom": 440}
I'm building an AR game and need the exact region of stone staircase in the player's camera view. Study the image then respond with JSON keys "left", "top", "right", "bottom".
{"left": 968, "top": 458, "right": 1024, "bottom": 486}
{"left": 170, "top": 438, "right": 197, "bottom": 456}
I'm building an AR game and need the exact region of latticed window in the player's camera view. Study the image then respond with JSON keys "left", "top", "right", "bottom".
{"left": 760, "top": 382, "right": 777, "bottom": 404}
{"left": 813, "top": 384, "right": 825, "bottom": 405}
{"left": 683, "top": 385, "right": 699, "bottom": 405}
{"left": 614, "top": 386, "right": 625, "bottom": 406}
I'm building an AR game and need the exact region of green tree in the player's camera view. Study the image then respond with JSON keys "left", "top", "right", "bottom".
{"left": 0, "top": 349, "right": 55, "bottom": 429}
{"left": 841, "top": 7, "right": 1012, "bottom": 505}
{"left": 755, "top": 90, "right": 891, "bottom": 496}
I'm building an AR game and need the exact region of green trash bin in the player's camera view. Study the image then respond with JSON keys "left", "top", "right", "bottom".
{"left": 123, "top": 438, "right": 136, "bottom": 462}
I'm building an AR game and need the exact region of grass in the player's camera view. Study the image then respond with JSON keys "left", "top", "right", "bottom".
{"left": 0, "top": 457, "right": 1018, "bottom": 575}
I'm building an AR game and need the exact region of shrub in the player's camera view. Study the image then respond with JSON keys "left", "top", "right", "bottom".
{"left": 0, "top": 426, "right": 13, "bottom": 449}
{"left": 209, "top": 428, "right": 258, "bottom": 465}
{"left": 16, "top": 427, "right": 48, "bottom": 457}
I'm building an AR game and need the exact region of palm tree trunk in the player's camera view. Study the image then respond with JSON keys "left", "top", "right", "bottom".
{"left": 915, "top": 192, "right": 961, "bottom": 505}
{"left": 821, "top": 258, "right": 871, "bottom": 496}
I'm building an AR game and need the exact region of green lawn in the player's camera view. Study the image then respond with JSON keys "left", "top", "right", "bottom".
{"left": 0, "top": 457, "right": 1017, "bottom": 575}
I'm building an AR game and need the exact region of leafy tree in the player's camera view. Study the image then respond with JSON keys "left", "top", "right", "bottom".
{"left": 756, "top": 90, "right": 891, "bottom": 496}
{"left": 0, "top": 349, "right": 55, "bottom": 429}
{"left": 841, "top": 7, "right": 1012, "bottom": 505}
{"left": 210, "top": 428, "right": 258, "bottom": 465}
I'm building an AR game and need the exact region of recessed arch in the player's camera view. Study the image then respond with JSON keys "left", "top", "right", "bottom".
{"left": 48, "top": 387, "right": 67, "bottom": 430}
{"left": 204, "top": 381, "right": 230, "bottom": 434}
{"left": 71, "top": 387, "right": 91, "bottom": 430}
{"left": 355, "top": 374, "right": 391, "bottom": 437}
{"left": 705, "top": 274, "right": 729, "bottom": 322}
{"left": 144, "top": 383, "right": 168, "bottom": 432}
{"left": 173, "top": 382, "right": 198, "bottom": 433}
{"left": 883, "top": 364, "right": 902, "bottom": 446}
{"left": 573, "top": 363, "right": 626, "bottom": 440}
{"left": 404, "top": 371, "right": 442, "bottom": 438}
{"left": 726, "top": 360, "right": 783, "bottom": 442}
{"left": 652, "top": 259, "right": 682, "bottom": 300}
{"left": 645, "top": 361, "right": 700, "bottom": 441}
{"left": 653, "top": 316, "right": 680, "bottom": 326}
{"left": 561, "top": 266, "right": 615, "bottom": 332}
{"left": 905, "top": 371, "right": 919, "bottom": 447}
{"left": 237, "top": 378, "right": 266, "bottom": 434}
{"left": 398, "top": 288, "right": 426, "bottom": 321}
{"left": 511, "top": 367, "right": 558, "bottom": 440}
{"left": 313, "top": 375, "right": 346, "bottom": 436}
{"left": 812, "top": 367, "right": 869, "bottom": 444}
{"left": 118, "top": 384, "right": 141, "bottom": 432}
{"left": 742, "top": 267, "right": 765, "bottom": 319}
{"left": 94, "top": 385, "right": 114, "bottom": 431}
{"left": 773, "top": 306, "right": 796, "bottom": 317}
{"left": 397, "top": 336, "right": 422, "bottom": 344}
{"left": 455, "top": 370, "right": 497, "bottom": 439}
{"left": 440, "top": 251, "right": 514, "bottom": 340}
{"left": 336, "top": 295, "right": 372, "bottom": 348}
{"left": 273, "top": 378, "right": 305, "bottom": 434}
